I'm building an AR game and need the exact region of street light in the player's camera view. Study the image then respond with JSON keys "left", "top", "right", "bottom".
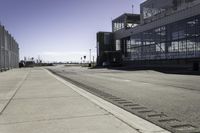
{"left": 81, "top": 57, "right": 82, "bottom": 66}
{"left": 89, "top": 49, "right": 91, "bottom": 64}
{"left": 89, "top": 49, "right": 91, "bottom": 67}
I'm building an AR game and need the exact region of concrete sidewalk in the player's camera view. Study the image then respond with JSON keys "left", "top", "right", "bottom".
{"left": 0, "top": 68, "right": 140, "bottom": 133}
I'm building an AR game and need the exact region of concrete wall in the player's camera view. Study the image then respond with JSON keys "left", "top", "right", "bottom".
{"left": 0, "top": 25, "right": 19, "bottom": 71}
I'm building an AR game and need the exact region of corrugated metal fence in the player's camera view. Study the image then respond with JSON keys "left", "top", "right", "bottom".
{"left": 0, "top": 24, "right": 19, "bottom": 71}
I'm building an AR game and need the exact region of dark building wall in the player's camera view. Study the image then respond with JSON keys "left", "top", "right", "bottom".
{"left": 96, "top": 32, "right": 114, "bottom": 65}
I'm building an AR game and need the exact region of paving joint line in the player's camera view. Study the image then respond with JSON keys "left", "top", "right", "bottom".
{"left": 0, "top": 69, "right": 31, "bottom": 115}
{"left": 0, "top": 113, "right": 110, "bottom": 125}
{"left": 12, "top": 95, "right": 81, "bottom": 101}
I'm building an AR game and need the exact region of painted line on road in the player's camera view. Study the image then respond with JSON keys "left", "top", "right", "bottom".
{"left": 46, "top": 69, "right": 170, "bottom": 133}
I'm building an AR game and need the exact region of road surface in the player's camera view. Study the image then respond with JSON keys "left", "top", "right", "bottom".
{"left": 48, "top": 65, "right": 200, "bottom": 131}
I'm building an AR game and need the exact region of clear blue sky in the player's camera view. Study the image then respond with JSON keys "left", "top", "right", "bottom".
{"left": 0, "top": 0, "right": 145, "bottom": 62}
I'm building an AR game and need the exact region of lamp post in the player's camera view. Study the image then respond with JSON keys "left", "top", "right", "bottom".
{"left": 81, "top": 57, "right": 82, "bottom": 66}
{"left": 89, "top": 49, "right": 91, "bottom": 67}
{"left": 93, "top": 56, "right": 95, "bottom": 67}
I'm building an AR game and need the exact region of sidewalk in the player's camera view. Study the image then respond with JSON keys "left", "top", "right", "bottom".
{"left": 0, "top": 68, "right": 139, "bottom": 133}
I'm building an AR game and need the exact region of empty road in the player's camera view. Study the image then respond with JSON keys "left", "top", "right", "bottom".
{"left": 48, "top": 65, "right": 200, "bottom": 131}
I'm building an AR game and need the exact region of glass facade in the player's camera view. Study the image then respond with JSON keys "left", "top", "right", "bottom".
{"left": 140, "top": 0, "right": 200, "bottom": 24}
{"left": 141, "top": 0, "right": 173, "bottom": 19}
{"left": 140, "top": 0, "right": 174, "bottom": 24}
{"left": 124, "top": 15, "right": 200, "bottom": 61}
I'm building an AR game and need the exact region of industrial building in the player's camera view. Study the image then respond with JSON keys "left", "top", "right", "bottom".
{"left": 0, "top": 24, "right": 19, "bottom": 71}
{"left": 97, "top": 0, "right": 200, "bottom": 70}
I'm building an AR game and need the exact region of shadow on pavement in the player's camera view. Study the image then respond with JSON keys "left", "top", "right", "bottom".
{"left": 101, "top": 66, "right": 200, "bottom": 76}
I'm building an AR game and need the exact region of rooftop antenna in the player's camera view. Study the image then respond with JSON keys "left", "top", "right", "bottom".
{"left": 132, "top": 4, "right": 134, "bottom": 14}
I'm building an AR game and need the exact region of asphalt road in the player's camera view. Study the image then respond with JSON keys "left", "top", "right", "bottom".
{"left": 48, "top": 65, "right": 200, "bottom": 129}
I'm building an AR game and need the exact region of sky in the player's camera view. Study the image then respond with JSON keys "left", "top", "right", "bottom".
{"left": 0, "top": 0, "right": 145, "bottom": 62}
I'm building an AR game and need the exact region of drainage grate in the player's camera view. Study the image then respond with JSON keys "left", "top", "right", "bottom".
{"left": 171, "top": 124, "right": 196, "bottom": 131}
{"left": 159, "top": 119, "right": 180, "bottom": 125}
{"left": 148, "top": 113, "right": 167, "bottom": 118}
{"left": 118, "top": 101, "right": 132, "bottom": 104}
{"left": 109, "top": 97, "right": 121, "bottom": 100}
{"left": 123, "top": 104, "right": 140, "bottom": 107}
{"left": 131, "top": 107, "right": 147, "bottom": 110}
{"left": 113, "top": 99, "right": 127, "bottom": 102}
{"left": 138, "top": 110, "right": 154, "bottom": 114}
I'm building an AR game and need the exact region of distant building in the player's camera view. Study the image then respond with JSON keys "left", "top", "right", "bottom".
{"left": 97, "top": 0, "right": 200, "bottom": 70}
{"left": 0, "top": 24, "right": 19, "bottom": 71}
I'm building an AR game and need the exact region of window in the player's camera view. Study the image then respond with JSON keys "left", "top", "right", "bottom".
{"left": 156, "top": 43, "right": 161, "bottom": 52}
{"left": 126, "top": 40, "right": 131, "bottom": 53}
{"left": 196, "top": 16, "right": 200, "bottom": 36}
{"left": 179, "top": 40, "right": 187, "bottom": 52}
{"left": 131, "top": 34, "right": 142, "bottom": 47}
{"left": 171, "top": 41, "right": 179, "bottom": 52}
{"left": 115, "top": 40, "right": 121, "bottom": 51}
{"left": 186, "top": 18, "right": 198, "bottom": 38}
{"left": 196, "top": 37, "right": 200, "bottom": 51}
{"left": 143, "top": 30, "right": 154, "bottom": 45}
{"left": 187, "top": 38, "right": 195, "bottom": 52}
{"left": 170, "top": 21, "right": 186, "bottom": 41}
{"left": 161, "top": 43, "right": 166, "bottom": 52}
